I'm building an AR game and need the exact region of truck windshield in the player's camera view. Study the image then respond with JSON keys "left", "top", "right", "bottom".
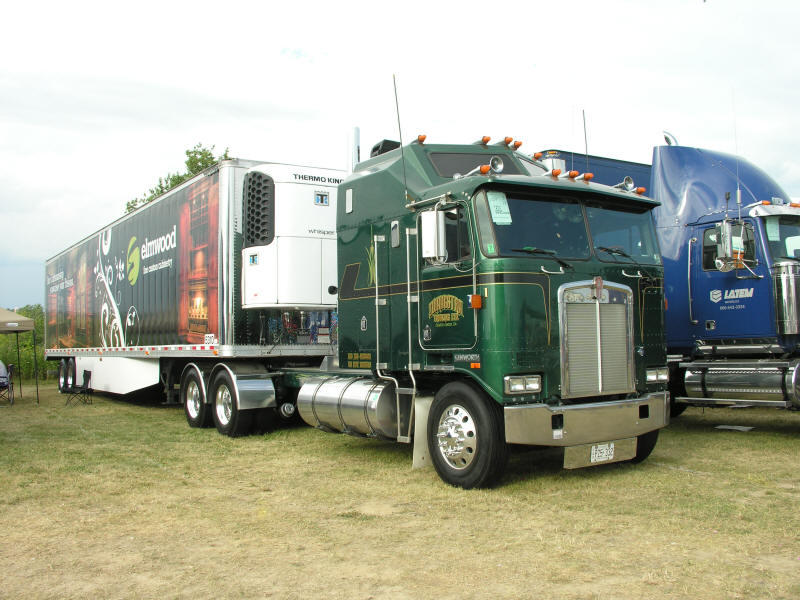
{"left": 474, "top": 190, "right": 591, "bottom": 259}
{"left": 474, "top": 190, "right": 660, "bottom": 265}
{"left": 762, "top": 215, "right": 800, "bottom": 260}
{"left": 586, "top": 202, "right": 661, "bottom": 265}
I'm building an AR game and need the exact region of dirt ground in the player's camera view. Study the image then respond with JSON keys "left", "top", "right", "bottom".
{"left": 1, "top": 386, "right": 799, "bottom": 599}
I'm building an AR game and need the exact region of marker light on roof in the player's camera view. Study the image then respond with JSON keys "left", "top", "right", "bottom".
{"left": 533, "top": 152, "right": 543, "bottom": 160}
{"left": 636, "top": 187, "right": 646, "bottom": 195}
{"left": 791, "top": 202, "right": 800, "bottom": 208}
{"left": 545, "top": 169, "right": 562, "bottom": 178}
{"left": 761, "top": 200, "right": 772, "bottom": 205}
{"left": 474, "top": 136, "right": 491, "bottom": 145}
{"left": 576, "top": 173, "right": 594, "bottom": 181}
{"left": 417, "top": 134, "right": 427, "bottom": 144}
{"left": 513, "top": 141, "right": 522, "bottom": 150}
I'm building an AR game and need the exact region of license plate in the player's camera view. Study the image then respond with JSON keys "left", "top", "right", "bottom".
{"left": 563, "top": 437, "right": 636, "bottom": 469}
{"left": 590, "top": 442, "right": 615, "bottom": 463}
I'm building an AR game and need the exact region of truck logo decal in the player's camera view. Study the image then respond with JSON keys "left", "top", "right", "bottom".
{"left": 711, "top": 288, "right": 754, "bottom": 303}
{"left": 428, "top": 294, "right": 464, "bottom": 326}
{"left": 127, "top": 236, "right": 140, "bottom": 286}
{"left": 141, "top": 225, "right": 177, "bottom": 259}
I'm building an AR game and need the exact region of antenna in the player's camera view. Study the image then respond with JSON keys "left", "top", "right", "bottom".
{"left": 732, "top": 89, "right": 742, "bottom": 219}
{"left": 582, "top": 109, "right": 589, "bottom": 172}
{"left": 393, "top": 74, "right": 409, "bottom": 202}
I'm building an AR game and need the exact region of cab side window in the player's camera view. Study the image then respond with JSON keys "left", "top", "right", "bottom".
{"left": 702, "top": 228, "right": 718, "bottom": 270}
{"left": 444, "top": 207, "right": 471, "bottom": 263}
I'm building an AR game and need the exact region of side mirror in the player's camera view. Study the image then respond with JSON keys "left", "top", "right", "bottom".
{"left": 715, "top": 219, "right": 753, "bottom": 271}
{"left": 420, "top": 210, "right": 447, "bottom": 262}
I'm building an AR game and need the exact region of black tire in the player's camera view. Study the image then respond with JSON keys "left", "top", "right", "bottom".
{"left": 427, "top": 381, "right": 509, "bottom": 489}
{"left": 630, "top": 429, "right": 659, "bottom": 464}
{"left": 181, "top": 368, "right": 211, "bottom": 428}
{"left": 210, "top": 369, "right": 253, "bottom": 437}
{"left": 58, "top": 359, "right": 69, "bottom": 393}
{"left": 670, "top": 400, "right": 688, "bottom": 418}
{"left": 668, "top": 365, "right": 687, "bottom": 418}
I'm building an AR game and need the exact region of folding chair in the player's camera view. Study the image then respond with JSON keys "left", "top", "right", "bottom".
{"left": 0, "top": 362, "right": 13, "bottom": 406}
{"left": 65, "top": 370, "right": 92, "bottom": 406}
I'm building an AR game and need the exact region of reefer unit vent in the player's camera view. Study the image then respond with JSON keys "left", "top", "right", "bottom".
{"left": 243, "top": 172, "right": 275, "bottom": 247}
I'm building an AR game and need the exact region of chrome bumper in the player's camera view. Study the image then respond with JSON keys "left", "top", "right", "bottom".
{"left": 503, "top": 391, "right": 669, "bottom": 447}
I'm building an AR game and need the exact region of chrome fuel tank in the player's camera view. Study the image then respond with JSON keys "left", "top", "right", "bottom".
{"left": 297, "top": 377, "right": 398, "bottom": 439}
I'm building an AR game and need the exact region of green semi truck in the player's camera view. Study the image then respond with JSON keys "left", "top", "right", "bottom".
{"left": 47, "top": 136, "right": 669, "bottom": 488}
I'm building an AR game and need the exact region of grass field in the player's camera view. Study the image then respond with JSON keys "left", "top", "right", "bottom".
{"left": 1, "top": 385, "right": 798, "bottom": 599}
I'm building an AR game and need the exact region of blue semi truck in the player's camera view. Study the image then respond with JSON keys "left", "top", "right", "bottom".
{"left": 539, "top": 145, "right": 800, "bottom": 415}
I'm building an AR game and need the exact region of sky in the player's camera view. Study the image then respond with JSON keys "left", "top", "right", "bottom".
{"left": 2, "top": 0, "right": 799, "bottom": 308}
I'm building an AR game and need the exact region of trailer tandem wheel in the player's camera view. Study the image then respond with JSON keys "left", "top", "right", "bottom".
{"left": 181, "top": 367, "right": 212, "bottom": 428}
{"left": 210, "top": 369, "right": 253, "bottom": 437}
{"left": 58, "top": 359, "right": 69, "bottom": 393}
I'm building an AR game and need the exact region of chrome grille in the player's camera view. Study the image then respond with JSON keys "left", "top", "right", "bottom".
{"left": 560, "top": 280, "right": 634, "bottom": 399}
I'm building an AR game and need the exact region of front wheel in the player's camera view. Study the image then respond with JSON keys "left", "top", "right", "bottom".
{"left": 181, "top": 368, "right": 211, "bottom": 428}
{"left": 210, "top": 369, "right": 253, "bottom": 437}
{"left": 630, "top": 429, "right": 659, "bottom": 464}
{"left": 427, "top": 381, "right": 508, "bottom": 489}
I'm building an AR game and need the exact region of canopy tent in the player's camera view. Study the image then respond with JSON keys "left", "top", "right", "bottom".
{"left": 0, "top": 307, "right": 39, "bottom": 403}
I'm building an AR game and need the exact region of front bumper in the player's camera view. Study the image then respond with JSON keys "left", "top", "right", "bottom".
{"left": 503, "top": 391, "right": 669, "bottom": 446}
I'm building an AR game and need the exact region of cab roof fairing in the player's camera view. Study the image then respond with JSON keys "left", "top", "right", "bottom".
{"left": 348, "top": 141, "right": 661, "bottom": 209}
{"left": 650, "top": 145, "right": 791, "bottom": 230}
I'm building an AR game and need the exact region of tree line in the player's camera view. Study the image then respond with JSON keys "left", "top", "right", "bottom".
{"left": 125, "top": 143, "right": 230, "bottom": 213}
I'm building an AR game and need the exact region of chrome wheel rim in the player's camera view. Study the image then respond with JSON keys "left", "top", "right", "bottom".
{"left": 435, "top": 403, "right": 477, "bottom": 470}
{"left": 216, "top": 384, "right": 232, "bottom": 426}
{"left": 186, "top": 380, "right": 201, "bottom": 419}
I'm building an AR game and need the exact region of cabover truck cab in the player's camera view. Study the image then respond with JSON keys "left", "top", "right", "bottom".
{"left": 293, "top": 137, "right": 668, "bottom": 488}
{"left": 541, "top": 146, "right": 800, "bottom": 414}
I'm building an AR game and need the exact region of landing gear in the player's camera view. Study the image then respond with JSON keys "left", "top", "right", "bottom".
{"left": 427, "top": 381, "right": 508, "bottom": 489}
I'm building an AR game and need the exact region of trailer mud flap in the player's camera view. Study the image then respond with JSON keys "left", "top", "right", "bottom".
{"left": 563, "top": 437, "right": 636, "bottom": 469}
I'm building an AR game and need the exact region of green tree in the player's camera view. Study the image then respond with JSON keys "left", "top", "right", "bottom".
{"left": 126, "top": 143, "right": 231, "bottom": 213}
{"left": 0, "top": 304, "right": 45, "bottom": 380}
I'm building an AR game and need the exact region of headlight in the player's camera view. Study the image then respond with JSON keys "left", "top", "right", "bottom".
{"left": 504, "top": 374, "right": 542, "bottom": 394}
{"left": 646, "top": 367, "right": 669, "bottom": 383}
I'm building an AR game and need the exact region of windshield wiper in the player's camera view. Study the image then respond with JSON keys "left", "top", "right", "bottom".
{"left": 512, "top": 246, "right": 572, "bottom": 270}
{"left": 595, "top": 246, "right": 654, "bottom": 282}
{"left": 595, "top": 245, "right": 630, "bottom": 259}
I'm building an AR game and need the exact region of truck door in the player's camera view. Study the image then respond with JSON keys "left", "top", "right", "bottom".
{"left": 689, "top": 219, "right": 772, "bottom": 340}
{"left": 418, "top": 205, "right": 478, "bottom": 350}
